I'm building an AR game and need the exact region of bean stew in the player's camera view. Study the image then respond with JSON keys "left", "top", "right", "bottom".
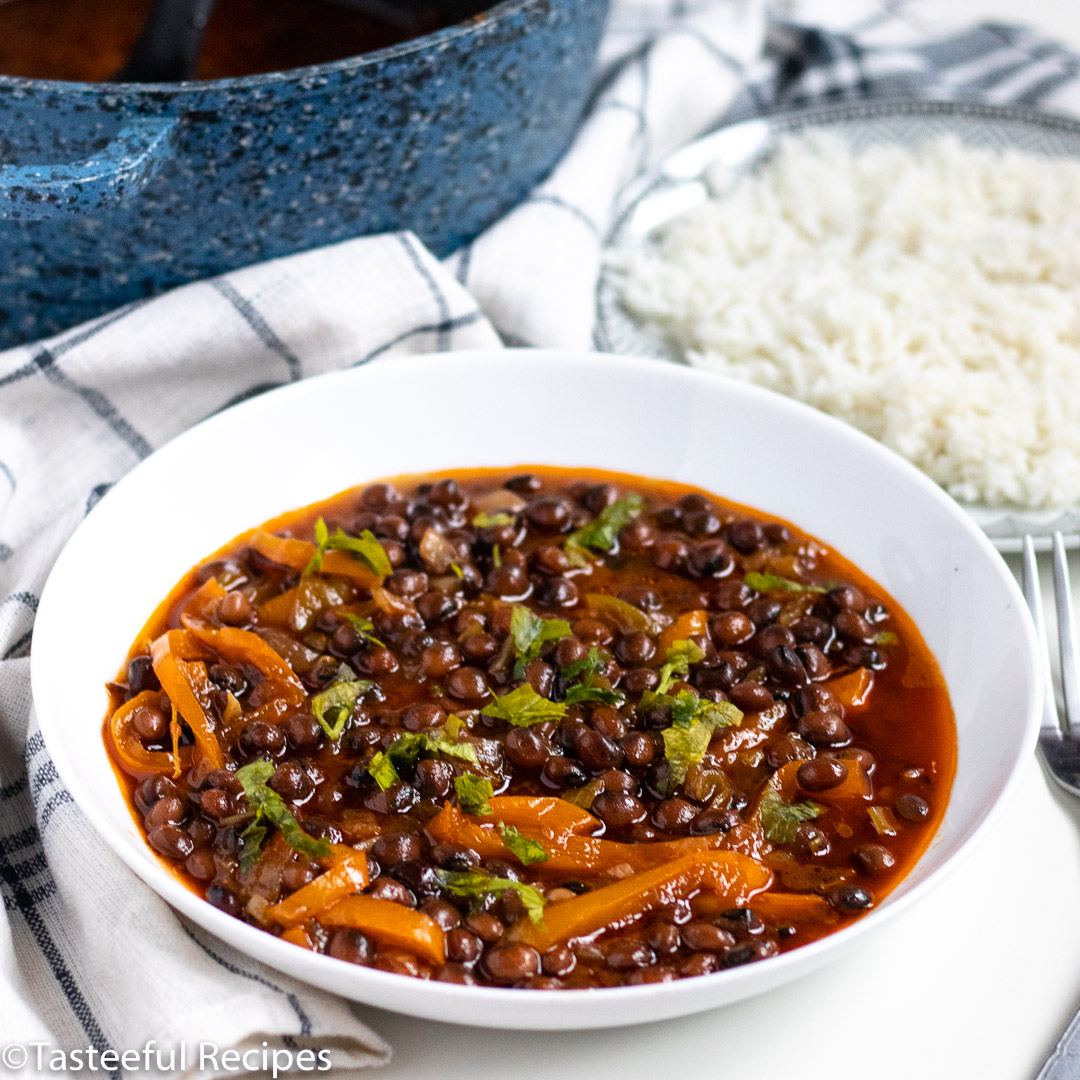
{"left": 104, "top": 467, "right": 955, "bottom": 989}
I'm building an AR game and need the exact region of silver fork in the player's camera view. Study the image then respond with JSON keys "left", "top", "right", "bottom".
{"left": 1026, "top": 532, "right": 1080, "bottom": 1080}
{"left": 1023, "top": 533, "right": 1080, "bottom": 795}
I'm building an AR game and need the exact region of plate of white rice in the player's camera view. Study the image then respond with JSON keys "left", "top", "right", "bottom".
{"left": 598, "top": 100, "right": 1080, "bottom": 549}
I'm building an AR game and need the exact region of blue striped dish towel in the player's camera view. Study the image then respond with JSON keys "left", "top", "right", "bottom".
{"left": 2, "top": 0, "right": 1080, "bottom": 1074}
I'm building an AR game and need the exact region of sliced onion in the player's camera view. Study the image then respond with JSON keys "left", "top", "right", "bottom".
{"left": 419, "top": 526, "right": 457, "bottom": 574}
{"left": 371, "top": 582, "right": 416, "bottom": 617}
{"left": 472, "top": 489, "right": 527, "bottom": 515}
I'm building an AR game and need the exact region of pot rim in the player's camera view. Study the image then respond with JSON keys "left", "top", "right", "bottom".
{"left": 0, "top": 0, "right": 545, "bottom": 95}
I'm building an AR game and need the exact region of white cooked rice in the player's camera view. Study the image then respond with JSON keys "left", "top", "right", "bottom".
{"left": 616, "top": 133, "right": 1080, "bottom": 509}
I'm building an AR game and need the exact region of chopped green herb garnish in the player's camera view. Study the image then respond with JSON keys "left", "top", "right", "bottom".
{"left": 235, "top": 759, "right": 331, "bottom": 872}
{"left": 759, "top": 789, "right": 824, "bottom": 844}
{"left": 368, "top": 728, "right": 479, "bottom": 790}
{"left": 565, "top": 495, "right": 644, "bottom": 563}
{"left": 472, "top": 512, "right": 515, "bottom": 528}
{"left": 510, "top": 606, "right": 572, "bottom": 679}
{"left": 744, "top": 572, "right": 829, "bottom": 595}
{"left": 455, "top": 774, "right": 494, "bottom": 816}
{"left": 498, "top": 822, "right": 549, "bottom": 865}
{"left": 654, "top": 691, "right": 742, "bottom": 791}
{"left": 450, "top": 562, "right": 465, "bottom": 579}
{"left": 367, "top": 751, "right": 399, "bottom": 792}
{"left": 655, "top": 638, "right": 706, "bottom": 695}
{"left": 872, "top": 630, "right": 897, "bottom": 646}
{"left": 492, "top": 544, "right": 502, "bottom": 569}
{"left": 480, "top": 683, "right": 567, "bottom": 726}
{"left": 310, "top": 668, "right": 376, "bottom": 740}
{"left": 303, "top": 517, "right": 392, "bottom": 578}
{"left": 342, "top": 613, "right": 387, "bottom": 650}
{"left": 436, "top": 869, "right": 546, "bottom": 925}
{"left": 561, "top": 646, "right": 624, "bottom": 706}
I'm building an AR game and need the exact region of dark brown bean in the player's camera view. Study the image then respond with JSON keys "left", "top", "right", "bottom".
{"left": 834, "top": 609, "right": 874, "bottom": 643}
{"left": 895, "top": 793, "right": 931, "bottom": 822}
{"left": 525, "top": 659, "right": 556, "bottom": 698}
{"left": 219, "top": 590, "right": 253, "bottom": 626}
{"left": 687, "top": 540, "right": 733, "bottom": 578}
{"left": 854, "top": 844, "right": 896, "bottom": 876}
{"left": 239, "top": 720, "right": 286, "bottom": 758}
{"left": 269, "top": 762, "right": 314, "bottom": 803}
{"left": 690, "top": 807, "right": 740, "bottom": 835}
{"left": 575, "top": 730, "right": 624, "bottom": 771}
{"left": 434, "top": 963, "right": 478, "bottom": 985}
{"left": 147, "top": 796, "right": 186, "bottom": 828}
{"left": 652, "top": 798, "right": 697, "bottom": 833}
{"left": 505, "top": 727, "right": 554, "bottom": 771}
{"left": 729, "top": 681, "right": 774, "bottom": 713}
{"left": 445, "top": 666, "right": 490, "bottom": 703}
{"left": 765, "top": 732, "right": 814, "bottom": 769}
{"left": 369, "top": 876, "right": 416, "bottom": 907}
{"left": 446, "top": 928, "right": 483, "bottom": 963}
{"left": 572, "top": 618, "right": 614, "bottom": 646}
{"left": 402, "top": 702, "right": 446, "bottom": 732}
{"left": 419, "top": 643, "right": 461, "bottom": 680}
{"left": 606, "top": 940, "right": 656, "bottom": 971}
{"left": 646, "top": 921, "right": 681, "bottom": 954}
{"left": 727, "top": 520, "right": 765, "bottom": 553}
{"left": 485, "top": 944, "right": 542, "bottom": 985}
{"left": 828, "top": 584, "right": 867, "bottom": 612}
{"left": 590, "top": 707, "right": 627, "bottom": 741}
{"left": 127, "top": 655, "right": 160, "bottom": 694}
{"left": 789, "top": 823, "right": 830, "bottom": 858}
{"left": 486, "top": 565, "right": 531, "bottom": 598}
{"left": 592, "top": 792, "right": 647, "bottom": 830}
{"left": 374, "top": 950, "right": 424, "bottom": 978}
{"left": 542, "top": 944, "right": 577, "bottom": 977}
{"left": 710, "top": 611, "right": 754, "bottom": 646}
{"left": 766, "top": 644, "right": 809, "bottom": 687}
{"left": 623, "top": 666, "right": 660, "bottom": 694}
{"left": 464, "top": 913, "right": 505, "bottom": 944}
{"left": 185, "top": 849, "right": 216, "bottom": 881}
{"left": 797, "top": 710, "right": 852, "bottom": 748}
{"left": 796, "top": 757, "right": 848, "bottom": 792}
{"left": 542, "top": 756, "right": 588, "bottom": 789}
{"left": 430, "top": 843, "right": 481, "bottom": 871}
{"left": 682, "top": 922, "right": 736, "bottom": 952}
{"left": 413, "top": 758, "right": 453, "bottom": 801}
{"left": 461, "top": 631, "right": 498, "bottom": 662}
{"left": 372, "top": 832, "right": 423, "bottom": 868}
{"left": 420, "top": 898, "right": 463, "bottom": 931}
{"left": 147, "top": 825, "right": 194, "bottom": 859}
{"left": 621, "top": 732, "right": 657, "bottom": 769}
{"left": 652, "top": 539, "right": 689, "bottom": 573}
{"left": 132, "top": 703, "right": 169, "bottom": 742}
{"left": 526, "top": 497, "right": 572, "bottom": 533}
{"left": 284, "top": 712, "right": 323, "bottom": 750}
{"left": 329, "top": 928, "right": 375, "bottom": 966}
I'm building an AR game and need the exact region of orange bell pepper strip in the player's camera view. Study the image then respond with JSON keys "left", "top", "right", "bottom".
{"left": 183, "top": 577, "right": 227, "bottom": 622}
{"left": 318, "top": 895, "right": 446, "bottom": 966}
{"left": 427, "top": 804, "right": 725, "bottom": 876}
{"left": 248, "top": 530, "right": 380, "bottom": 587}
{"left": 181, "top": 623, "right": 306, "bottom": 711}
{"left": 485, "top": 797, "right": 599, "bottom": 838}
{"left": 267, "top": 846, "right": 370, "bottom": 927}
{"left": 257, "top": 587, "right": 299, "bottom": 628}
{"left": 828, "top": 667, "right": 873, "bottom": 710}
{"left": 150, "top": 630, "right": 226, "bottom": 771}
{"left": 508, "top": 851, "right": 772, "bottom": 950}
{"left": 743, "top": 891, "right": 838, "bottom": 926}
{"left": 108, "top": 690, "right": 194, "bottom": 776}
{"left": 280, "top": 925, "right": 315, "bottom": 950}
{"left": 658, "top": 609, "right": 708, "bottom": 656}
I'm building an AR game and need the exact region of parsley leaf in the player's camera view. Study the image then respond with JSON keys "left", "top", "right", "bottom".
{"left": 498, "top": 822, "right": 549, "bottom": 865}
{"left": 436, "top": 869, "right": 546, "bottom": 925}
{"left": 304, "top": 517, "right": 391, "bottom": 578}
{"left": 655, "top": 639, "right": 706, "bottom": 695}
{"left": 759, "top": 789, "right": 824, "bottom": 844}
{"left": 561, "top": 646, "right": 624, "bottom": 706}
{"left": 585, "top": 593, "right": 655, "bottom": 634}
{"left": 565, "top": 495, "right": 644, "bottom": 561}
{"left": 235, "top": 759, "right": 331, "bottom": 871}
{"left": 455, "top": 774, "right": 494, "bottom": 815}
{"left": 492, "top": 544, "right": 502, "bottom": 569}
{"left": 480, "top": 683, "right": 567, "bottom": 726}
{"left": 510, "top": 606, "right": 572, "bottom": 679}
{"left": 310, "top": 668, "right": 376, "bottom": 740}
{"left": 342, "top": 613, "right": 387, "bottom": 650}
{"left": 744, "top": 572, "right": 829, "bottom": 595}
{"left": 473, "top": 512, "right": 515, "bottom": 528}
{"left": 654, "top": 692, "right": 743, "bottom": 790}
{"left": 368, "top": 728, "right": 479, "bottom": 790}
{"left": 872, "top": 629, "right": 897, "bottom": 646}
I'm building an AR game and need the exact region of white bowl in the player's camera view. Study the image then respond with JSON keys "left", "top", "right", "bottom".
{"left": 32, "top": 350, "right": 1041, "bottom": 1030}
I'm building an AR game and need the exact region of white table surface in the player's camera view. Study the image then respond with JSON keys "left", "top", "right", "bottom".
{"left": 351, "top": 546, "right": 1080, "bottom": 1080}
{"left": 372, "top": 2, "right": 1080, "bottom": 1072}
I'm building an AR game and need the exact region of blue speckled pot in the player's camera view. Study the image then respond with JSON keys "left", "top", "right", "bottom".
{"left": 0, "top": 0, "right": 609, "bottom": 348}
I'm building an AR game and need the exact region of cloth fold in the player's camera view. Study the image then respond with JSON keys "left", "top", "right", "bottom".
{"left": 3, "top": 0, "right": 1080, "bottom": 1075}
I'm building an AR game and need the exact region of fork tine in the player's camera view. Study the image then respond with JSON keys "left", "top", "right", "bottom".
{"left": 1023, "top": 534, "right": 1061, "bottom": 735}
{"left": 1052, "top": 532, "right": 1080, "bottom": 732}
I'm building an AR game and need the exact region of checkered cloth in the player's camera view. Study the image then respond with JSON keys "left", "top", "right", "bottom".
{"left": 3, "top": 0, "right": 1080, "bottom": 1074}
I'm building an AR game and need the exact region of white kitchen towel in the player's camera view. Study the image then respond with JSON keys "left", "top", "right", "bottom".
{"left": 3, "top": 0, "right": 1080, "bottom": 1075}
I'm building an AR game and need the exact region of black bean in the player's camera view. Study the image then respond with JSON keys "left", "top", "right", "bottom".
{"left": 132, "top": 702, "right": 169, "bottom": 741}
{"left": 727, "top": 520, "right": 765, "bottom": 554}
{"left": 269, "top": 762, "right": 314, "bottom": 803}
{"left": 796, "top": 757, "right": 848, "bottom": 792}
{"left": 894, "top": 793, "right": 931, "bottom": 822}
{"left": 729, "top": 681, "right": 774, "bottom": 712}
{"left": 690, "top": 807, "right": 740, "bottom": 835}
{"left": 575, "top": 730, "right": 624, "bottom": 771}
{"left": 506, "top": 474, "right": 542, "bottom": 495}
{"left": 829, "top": 885, "right": 874, "bottom": 911}
{"left": 505, "top": 727, "right": 554, "bottom": 771}
{"left": 766, "top": 644, "right": 809, "bottom": 687}
{"left": 592, "top": 792, "right": 647, "bottom": 830}
{"left": 391, "top": 860, "right": 442, "bottom": 898}
{"left": 853, "top": 844, "right": 896, "bottom": 876}
{"left": 542, "top": 756, "right": 588, "bottom": 789}
{"left": 606, "top": 940, "right": 656, "bottom": 971}
{"left": 430, "top": 843, "right": 481, "bottom": 871}
{"left": 765, "top": 733, "right": 814, "bottom": 769}
{"left": 621, "top": 732, "right": 656, "bottom": 769}
{"left": 369, "top": 876, "right": 416, "bottom": 906}
{"left": 652, "top": 798, "right": 697, "bottom": 833}
{"left": 484, "top": 944, "right": 541, "bottom": 985}
{"left": 372, "top": 832, "right": 423, "bottom": 867}
{"left": 687, "top": 540, "right": 734, "bottom": 578}
{"left": 535, "top": 577, "right": 578, "bottom": 608}
{"left": 445, "top": 667, "right": 490, "bottom": 703}
{"left": 127, "top": 656, "right": 160, "bottom": 694}
{"left": 415, "top": 759, "right": 454, "bottom": 801}
{"left": 682, "top": 922, "right": 736, "bottom": 952}
{"left": 542, "top": 944, "right": 576, "bottom": 976}
{"left": 239, "top": 720, "right": 286, "bottom": 758}
{"left": 329, "top": 929, "right": 374, "bottom": 966}
{"left": 526, "top": 497, "right": 572, "bottom": 533}
{"left": 148, "top": 825, "right": 194, "bottom": 859}
{"left": 797, "top": 710, "right": 852, "bottom": 748}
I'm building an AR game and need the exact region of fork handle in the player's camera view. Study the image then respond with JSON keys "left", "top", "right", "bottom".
{"left": 1037, "top": 1005, "right": 1080, "bottom": 1079}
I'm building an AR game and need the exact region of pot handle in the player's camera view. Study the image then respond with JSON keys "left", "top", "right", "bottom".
{"left": 0, "top": 117, "right": 177, "bottom": 221}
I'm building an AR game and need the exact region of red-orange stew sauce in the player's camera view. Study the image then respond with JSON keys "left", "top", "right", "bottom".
{"left": 105, "top": 467, "right": 955, "bottom": 989}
